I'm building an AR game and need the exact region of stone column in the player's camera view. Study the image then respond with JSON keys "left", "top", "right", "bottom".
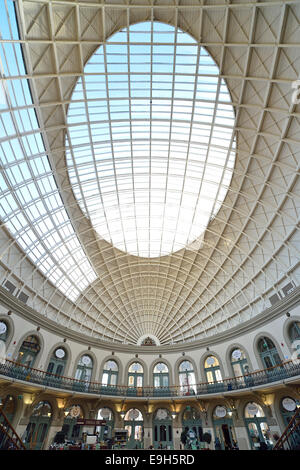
{"left": 44, "top": 417, "right": 64, "bottom": 449}
{"left": 233, "top": 420, "right": 251, "bottom": 450}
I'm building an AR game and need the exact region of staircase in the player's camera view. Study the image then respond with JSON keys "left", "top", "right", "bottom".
{"left": 0, "top": 408, "right": 26, "bottom": 450}
{"left": 273, "top": 408, "right": 300, "bottom": 450}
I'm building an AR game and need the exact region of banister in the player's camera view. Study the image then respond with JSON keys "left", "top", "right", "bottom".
{"left": 0, "top": 358, "right": 299, "bottom": 399}
{"left": 0, "top": 407, "right": 26, "bottom": 450}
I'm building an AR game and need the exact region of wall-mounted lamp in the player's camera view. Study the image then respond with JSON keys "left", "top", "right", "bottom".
{"left": 64, "top": 410, "right": 69, "bottom": 417}
{"left": 171, "top": 412, "right": 177, "bottom": 419}
{"left": 120, "top": 411, "right": 125, "bottom": 419}
{"left": 228, "top": 410, "right": 233, "bottom": 417}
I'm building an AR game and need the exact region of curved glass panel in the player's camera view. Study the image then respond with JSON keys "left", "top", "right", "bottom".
{"left": 67, "top": 21, "right": 235, "bottom": 258}
{"left": 0, "top": 1, "right": 97, "bottom": 301}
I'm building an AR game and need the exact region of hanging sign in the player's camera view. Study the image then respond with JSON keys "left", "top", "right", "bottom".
{"left": 215, "top": 406, "right": 227, "bottom": 418}
{"left": 76, "top": 418, "right": 106, "bottom": 426}
{"left": 55, "top": 348, "right": 65, "bottom": 359}
{"left": 247, "top": 403, "right": 259, "bottom": 416}
{"left": 0, "top": 322, "right": 7, "bottom": 335}
{"left": 232, "top": 349, "right": 242, "bottom": 360}
{"left": 81, "top": 355, "right": 91, "bottom": 365}
{"left": 128, "top": 409, "right": 139, "bottom": 420}
{"left": 206, "top": 357, "right": 215, "bottom": 366}
{"left": 100, "top": 408, "right": 111, "bottom": 419}
{"left": 282, "top": 397, "right": 296, "bottom": 412}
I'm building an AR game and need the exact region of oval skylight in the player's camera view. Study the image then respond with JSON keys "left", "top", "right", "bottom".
{"left": 66, "top": 21, "right": 236, "bottom": 258}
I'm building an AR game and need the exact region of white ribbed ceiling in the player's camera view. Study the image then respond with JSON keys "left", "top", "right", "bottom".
{"left": 0, "top": 0, "right": 299, "bottom": 345}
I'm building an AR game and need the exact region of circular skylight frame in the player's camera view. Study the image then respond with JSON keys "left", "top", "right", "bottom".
{"left": 66, "top": 21, "right": 236, "bottom": 258}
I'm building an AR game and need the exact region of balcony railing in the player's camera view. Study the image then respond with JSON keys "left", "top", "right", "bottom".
{"left": 0, "top": 358, "right": 300, "bottom": 398}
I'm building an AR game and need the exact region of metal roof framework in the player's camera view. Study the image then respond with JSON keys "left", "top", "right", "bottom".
{"left": 0, "top": 0, "right": 299, "bottom": 345}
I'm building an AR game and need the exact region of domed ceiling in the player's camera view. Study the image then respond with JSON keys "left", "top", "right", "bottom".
{"left": 0, "top": 0, "right": 299, "bottom": 345}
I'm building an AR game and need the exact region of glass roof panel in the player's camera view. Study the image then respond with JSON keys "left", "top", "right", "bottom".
{"left": 0, "top": 0, "right": 97, "bottom": 301}
{"left": 67, "top": 21, "right": 236, "bottom": 258}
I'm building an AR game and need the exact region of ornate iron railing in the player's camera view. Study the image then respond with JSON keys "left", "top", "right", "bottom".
{"left": 273, "top": 408, "right": 300, "bottom": 450}
{"left": 0, "top": 408, "right": 26, "bottom": 450}
{"left": 0, "top": 358, "right": 300, "bottom": 398}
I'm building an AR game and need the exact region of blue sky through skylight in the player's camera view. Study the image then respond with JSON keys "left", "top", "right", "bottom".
{"left": 67, "top": 21, "right": 236, "bottom": 258}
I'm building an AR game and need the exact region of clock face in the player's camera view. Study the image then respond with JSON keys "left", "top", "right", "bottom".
{"left": 156, "top": 409, "right": 168, "bottom": 420}
{"left": 55, "top": 348, "right": 65, "bottom": 359}
{"left": 0, "top": 322, "right": 7, "bottom": 335}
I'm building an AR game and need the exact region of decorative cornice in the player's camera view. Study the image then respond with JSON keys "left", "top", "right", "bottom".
{"left": 0, "top": 285, "right": 299, "bottom": 354}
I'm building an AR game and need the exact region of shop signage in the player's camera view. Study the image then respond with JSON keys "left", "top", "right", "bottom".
{"left": 77, "top": 418, "right": 107, "bottom": 426}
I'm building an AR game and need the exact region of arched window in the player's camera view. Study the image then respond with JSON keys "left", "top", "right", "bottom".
{"left": 178, "top": 361, "right": 196, "bottom": 395}
{"left": 25, "top": 401, "right": 52, "bottom": 450}
{"left": 17, "top": 335, "right": 40, "bottom": 368}
{"left": 244, "top": 402, "right": 272, "bottom": 450}
{"left": 75, "top": 355, "right": 93, "bottom": 382}
{"left": 124, "top": 408, "right": 144, "bottom": 449}
{"left": 288, "top": 322, "right": 300, "bottom": 359}
{"left": 153, "top": 363, "right": 169, "bottom": 389}
{"left": 204, "top": 356, "right": 222, "bottom": 383}
{"left": 258, "top": 337, "right": 281, "bottom": 369}
{"left": 230, "top": 348, "right": 249, "bottom": 377}
{"left": 102, "top": 360, "right": 118, "bottom": 387}
{"left": 128, "top": 362, "right": 144, "bottom": 388}
{"left": 47, "top": 347, "right": 67, "bottom": 377}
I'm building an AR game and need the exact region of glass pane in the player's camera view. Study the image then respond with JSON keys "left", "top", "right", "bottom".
{"left": 102, "top": 373, "right": 109, "bottom": 385}
{"left": 137, "top": 376, "right": 143, "bottom": 387}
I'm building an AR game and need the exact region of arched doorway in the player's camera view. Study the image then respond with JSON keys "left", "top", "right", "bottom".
{"left": 257, "top": 337, "right": 281, "bottom": 369}
{"left": 244, "top": 402, "right": 273, "bottom": 450}
{"left": 124, "top": 408, "right": 144, "bottom": 449}
{"left": 61, "top": 405, "right": 83, "bottom": 442}
{"left": 47, "top": 347, "right": 68, "bottom": 376}
{"left": 0, "top": 395, "right": 16, "bottom": 424}
{"left": 279, "top": 397, "right": 300, "bottom": 449}
{"left": 101, "top": 360, "right": 119, "bottom": 392}
{"left": 178, "top": 361, "right": 196, "bottom": 395}
{"left": 212, "top": 405, "right": 237, "bottom": 450}
{"left": 74, "top": 354, "right": 93, "bottom": 391}
{"left": 24, "top": 401, "right": 52, "bottom": 450}
{"left": 153, "top": 362, "right": 169, "bottom": 396}
{"left": 153, "top": 408, "right": 173, "bottom": 449}
{"left": 96, "top": 407, "right": 114, "bottom": 442}
{"left": 17, "top": 335, "right": 40, "bottom": 368}
{"left": 127, "top": 363, "right": 144, "bottom": 396}
{"left": 182, "top": 406, "right": 203, "bottom": 445}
